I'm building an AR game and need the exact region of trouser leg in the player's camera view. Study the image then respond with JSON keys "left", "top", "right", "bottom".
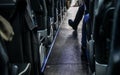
{"left": 81, "top": 13, "right": 89, "bottom": 53}
{"left": 73, "top": 4, "right": 84, "bottom": 26}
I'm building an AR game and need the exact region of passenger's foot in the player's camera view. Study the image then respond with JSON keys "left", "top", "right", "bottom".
{"left": 81, "top": 46, "right": 88, "bottom": 61}
{"left": 68, "top": 19, "right": 77, "bottom": 30}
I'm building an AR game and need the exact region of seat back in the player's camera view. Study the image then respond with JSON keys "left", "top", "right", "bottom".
{"left": 107, "top": 0, "right": 120, "bottom": 75}
{"left": 93, "top": 0, "right": 115, "bottom": 64}
{"left": 0, "top": 0, "right": 25, "bottom": 63}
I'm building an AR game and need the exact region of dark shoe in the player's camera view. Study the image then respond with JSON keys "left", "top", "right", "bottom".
{"left": 68, "top": 19, "right": 77, "bottom": 30}
{"left": 81, "top": 46, "right": 88, "bottom": 61}
{"left": 81, "top": 51, "right": 88, "bottom": 62}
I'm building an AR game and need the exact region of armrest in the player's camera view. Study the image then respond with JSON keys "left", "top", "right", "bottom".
{"left": 17, "top": 63, "right": 31, "bottom": 75}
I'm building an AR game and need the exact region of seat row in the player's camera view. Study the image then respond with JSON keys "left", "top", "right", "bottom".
{"left": 86, "top": 0, "right": 120, "bottom": 75}
{"left": 0, "top": 0, "right": 69, "bottom": 75}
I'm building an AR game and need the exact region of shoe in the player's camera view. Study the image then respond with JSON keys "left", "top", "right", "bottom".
{"left": 68, "top": 19, "right": 77, "bottom": 30}
{"left": 81, "top": 46, "right": 88, "bottom": 61}
{"left": 81, "top": 51, "right": 88, "bottom": 62}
